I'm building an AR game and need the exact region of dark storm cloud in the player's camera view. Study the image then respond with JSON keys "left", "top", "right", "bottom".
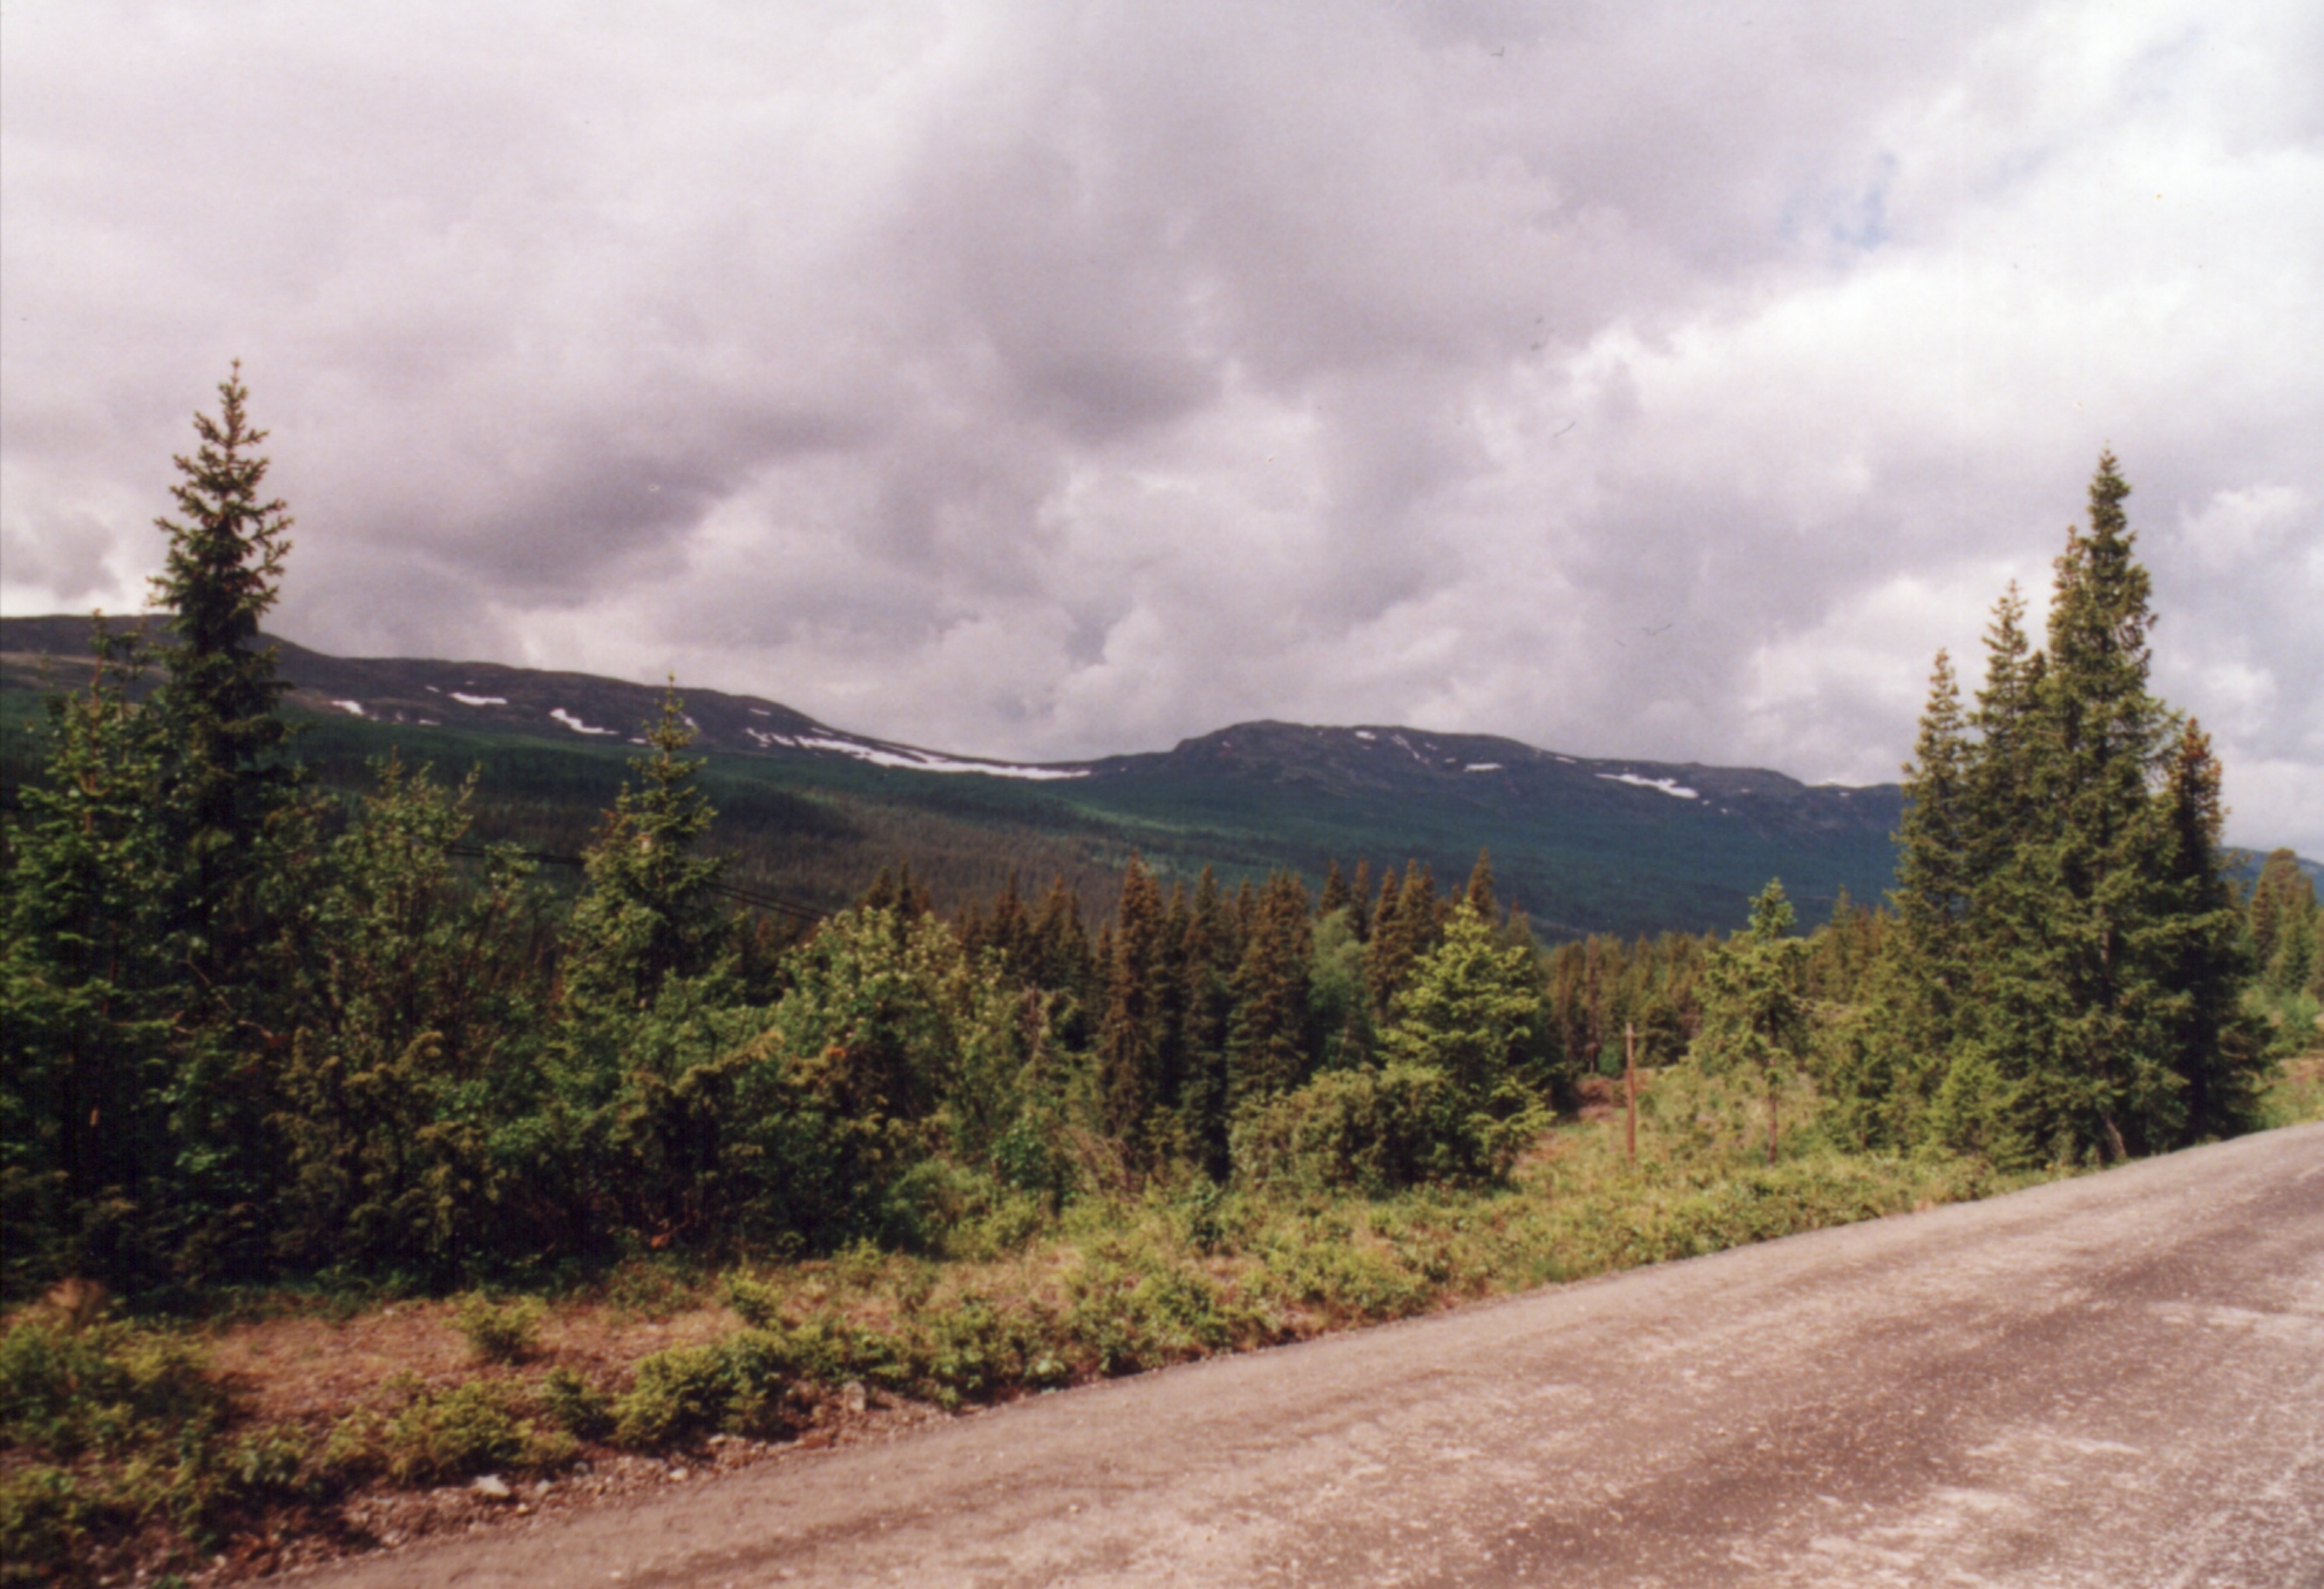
{"left": 3, "top": 0, "right": 2319, "bottom": 849}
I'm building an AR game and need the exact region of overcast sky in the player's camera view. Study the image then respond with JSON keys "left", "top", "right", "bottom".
{"left": 3, "top": 0, "right": 2318, "bottom": 851}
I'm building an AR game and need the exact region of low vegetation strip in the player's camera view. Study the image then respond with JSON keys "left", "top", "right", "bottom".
{"left": 0, "top": 1089, "right": 2065, "bottom": 1587}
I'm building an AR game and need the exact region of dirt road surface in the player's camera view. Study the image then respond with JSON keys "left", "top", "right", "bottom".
{"left": 304, "top": 1124, "right": 2324, "bottom": 1587}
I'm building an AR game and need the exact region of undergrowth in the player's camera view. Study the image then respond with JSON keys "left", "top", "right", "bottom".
{"left": 0, "top": 1081, "right": 2078, "bottom": 1583}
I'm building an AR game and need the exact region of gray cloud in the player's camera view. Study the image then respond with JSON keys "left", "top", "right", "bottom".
{"left": 3, "top": 0, "right": 2319, "bottom": 851}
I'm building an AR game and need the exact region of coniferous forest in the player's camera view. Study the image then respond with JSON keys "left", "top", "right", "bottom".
{"left": 3, "top": 375, "right": 2317, "bottom": 1579}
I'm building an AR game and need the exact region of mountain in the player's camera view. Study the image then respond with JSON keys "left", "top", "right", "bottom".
{"left": 4, "top": 613, "right": 1909, "bottom": 936}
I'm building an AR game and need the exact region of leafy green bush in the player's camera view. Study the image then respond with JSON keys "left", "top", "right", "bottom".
{"left": 451, "top": 1293, "right": 547, "bottom": 1364}
{"left": 539, "top": 1366, "right": 614, "bottom": 1442}
{"left": 1234, "top": 1062, "right": 1537, "bottom": 1193}
{"left": 383, "top": 1379, "right": 574, "bottom": 1486}
{"left": 0, "top": 1317, "right": 227, "bottom": 1460}
{"left": 610, "top": 1333, "right": 795, "bottom": 1448}
{"left": 0, "top": 1466, "right": 94, "bottom": 1587}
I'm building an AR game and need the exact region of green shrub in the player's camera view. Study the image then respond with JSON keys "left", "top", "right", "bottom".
{"left": 610, "top": 1333, "right": 795, "bottom": 1448}
{"left": 0, "top": 1466, "right": 92, "bottom": 1588}
{"left": 718, "top": 1271, "right": 787, "bottom": 1330}
{"left": 1062, "top": 1243, "right": 1246, "bottom": 1376}
{"left": 1234, "top": 1064, "right": 1511, "bottom": 1193}
{"left": 451, "top": 1293, "right": 546, "bottom": 1364}
{"left": 383, "top": 1379, "right": 571, "bottom": 1485}
{"left": 540, "top": 1367, "right": 613, "bottom": 1441}
{"left": 0, "top": 1317, "right": 227, "bottom": 1459}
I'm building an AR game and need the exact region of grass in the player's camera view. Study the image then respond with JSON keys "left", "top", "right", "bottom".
{"left": 0, "top": 1072, "right": 2177, "bottom": 1584}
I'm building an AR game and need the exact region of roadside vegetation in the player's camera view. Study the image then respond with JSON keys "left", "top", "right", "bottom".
{"left": 5, "top": 376, "right": 2316, "bottom": 1584}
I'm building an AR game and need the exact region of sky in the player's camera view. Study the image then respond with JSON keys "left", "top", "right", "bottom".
{"left": 3, "top": 0, "right": 2319, "bottom": 853}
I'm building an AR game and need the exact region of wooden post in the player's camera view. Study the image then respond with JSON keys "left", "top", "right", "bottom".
{"left": 1624, "top": 1022, "right": 1637, "bottom": 1166}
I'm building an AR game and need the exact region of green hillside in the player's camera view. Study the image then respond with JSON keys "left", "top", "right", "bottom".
{"left": 3, "top": 614, "right": 1910, "bottom": 935}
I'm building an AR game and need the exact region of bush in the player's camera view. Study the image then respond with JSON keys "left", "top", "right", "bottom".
{"left": 610, "top": 1333, "right": 795, "bottom": 1448}
{"left": 0, "top": 1317, "right": 227, "bottom": 1460}
{"left": 1234, "top": 1064, "right": 1532, "bottom": 1193}
{"left": 0, "top": 1466, "right": 93, "bottom": 1588}
{"left": 451, "top": 1293, "right": 546, "bottom": 1364}
{"left": 383, "top": 1379, "right": 572, "bottom": 1486}
{"left": 540, "top": 1367, "right": 614, "bottom": 1442}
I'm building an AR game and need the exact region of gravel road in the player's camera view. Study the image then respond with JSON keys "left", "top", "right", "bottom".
{"left": 304, "top": 1123, "right": 2324, "bottom": 1588}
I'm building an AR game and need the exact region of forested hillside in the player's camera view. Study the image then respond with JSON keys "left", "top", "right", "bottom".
{"left": 3, "top": 616, "right": 1906, "bottom": 940}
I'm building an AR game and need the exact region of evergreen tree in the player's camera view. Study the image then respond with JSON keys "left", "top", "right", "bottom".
{"left": 147, "top": 368, "right": 310, "bottom": 1282}
{"left": 1096, "top": 857, "right": 1169, "bottom": 1153}
{"left": 563, "top": 691, "right": 731, "bottom": 1013}
{"left": 147, "top": 362, "right": 301, "bottom": 1002}
{"left": 1381, "top": 900, "right": 1537, "bottom": 1106}
{"left": 1178, "top": 868, "right": 1238, "bottom": 1175}
{"left": 1227, "top": 872, "right": 1315, "bottom": 1112}
{"left": 1841, "top": 652, "right": 1970, "bottom": 1146}
{"left": 1464, "top": 850, "right": 1497, "bottom": 920}
{"left": 1317, "top": 859, "right": 1351, "bottom": 922}
{"left": 0, "top": 631, "right": 183, "bottom": 1290}
{"left": 2152, "top": 721, "right": 2266, "bottom": 1138}
{"left": 1695, "top": 881, "right": 1811, "bottom": 1164}
{"left": 2021, "top": 454, "right": 2181, "bottom": 1157}
{"left": 2249, "top": 849, "right": 2317, "bottom": 998}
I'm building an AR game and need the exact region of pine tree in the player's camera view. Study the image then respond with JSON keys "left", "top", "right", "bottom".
{"left": 2023, "top": 454, "right": 2181, "bottom": 1157}
{"left": 145, "top": 367, "right": 310, "bottom": 1282}
{"left": 1381, "top": 900, "right": 1538, "bottom": 1105}
{"left": 1464, "top": 850, "right": 1497, "bottom": 920}
{"left": 147, "top": 362, "right": 301, "bottom": 999}
{"left": 563, "top": 690, "right": 731, "bottom": 1013}
{"left": 1317, "top": 859, "right": 1351, "bottom": 922}
{"left": 2153, "top": 720, "right": 2266, "bottom": 1138}
{"left": 1097, "top": 857, "right": 1169, "bottom": 1152}
{"left": 1694, "top": 880, "right": 1811, "bottom": 1164}
{"left": 1227, "top": 872, "right": 1315, "bottom": 1111}
{"left": 0, "top": 630, "right": 183, "bottom": 1290}
{"left": 1843, "top": 652, "right": 1971, "bottom": 1146}
{"left": 1178, "top": 868, "right": 1238, "bottom": 1175}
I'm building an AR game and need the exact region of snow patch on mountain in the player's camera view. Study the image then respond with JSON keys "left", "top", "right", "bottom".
{"left": 550, "top": 708, "right": 615, "bottom": 736}
{"left": 449, "top": 692, "right": 507, "bottom": 707}
{"left": 1598, "top": 772, "right": 1700, "bottom": 800}
{"left": 793, "top": 735, "right": 1087, "bottom": 781}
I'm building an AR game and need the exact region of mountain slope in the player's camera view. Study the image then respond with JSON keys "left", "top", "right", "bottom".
{"left": 5, "top": 614, "right": 1905, "bottom": 935}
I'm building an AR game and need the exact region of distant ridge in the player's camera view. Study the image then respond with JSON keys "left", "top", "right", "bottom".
{"left": 0, "top": 612, "right": 1966, "bottom": 935}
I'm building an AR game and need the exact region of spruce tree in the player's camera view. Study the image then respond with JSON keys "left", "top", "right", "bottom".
{"left": 1844, "top": 652, "right": 1970, "bottom": 1146}
{"left": 1178, "top": 868, "right": 1238, "bottom": 1175}
{"left": 0, "top": 631, "right": 183, "bottom": 1289}
{"left": 2025, "top": 454, "right": 2180, "bottom": 1157}
{"left": 1694, "top": 880, "right": 1811, "bottom": 1164}
{"left": 1097, "top": 857, "right": 1169, "bottom": 1153}
{"left": 147, "top": 362, "right": 301, "bottom": 999}
{"left": 1227, "top": 872, "right": 1315, "bottom": 1111}
{"left": 145, "top": 366, "right": 307, "bottom": 1282}
{"left": 2153, "top": 720, "right": 2266, "bottom": 1138}
{"left": 563, "top": 690, "right": 731, "bottom": 1013}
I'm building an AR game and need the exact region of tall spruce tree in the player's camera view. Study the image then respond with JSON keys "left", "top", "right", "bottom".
{"left": 2023, "top": 454, "right": 2180, "bottom": 1157}
{"left": 1097, "top": 857, "right": 1169, "bottom": 1153}
{"left": 148, "top": 362, "right": 301, "bottom": 1002}
{"left": 146, "top": 367, "right": 308, "bottom": 1282}
{"left": 2154, "top": 721, "right": 2266, "bottom": 1138}
{"left": 1227, "top": 872, "right": 1315, "bottom": 1111}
